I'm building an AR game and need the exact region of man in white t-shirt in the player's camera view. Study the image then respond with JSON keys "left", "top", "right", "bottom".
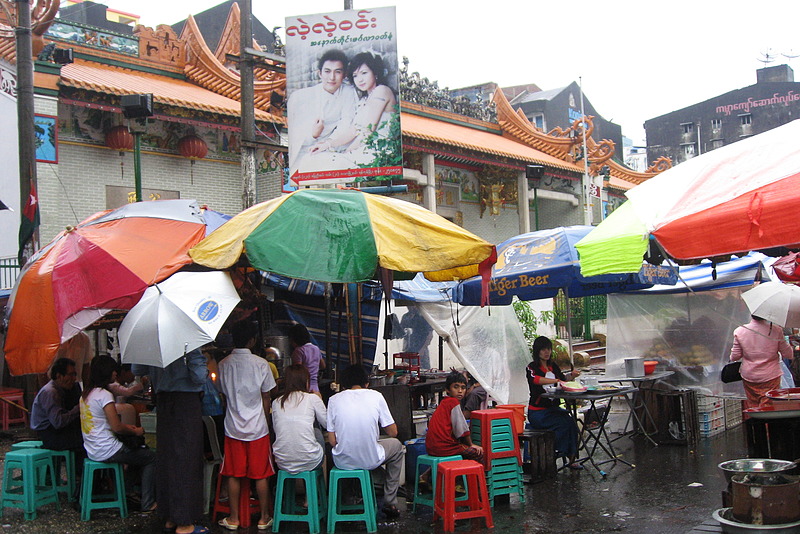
{"left": 327, "top": 365, "right": 405, "bottom": 519}
{"left": 217, "top": 321, "right": 277, "bottom": 530}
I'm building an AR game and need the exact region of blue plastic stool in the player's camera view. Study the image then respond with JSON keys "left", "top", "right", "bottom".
{"left": 413, "top": 454, "right": 465, "bottom": 512}
{"left": 326, "top": 468, "right": 377, "bottom": 533}
{"left": 80, "top": 460, "right": 127, "bottom": 521}
{"left": 0, "top": 448, "right": 60, "bottom": 520}
{"left": 273, "top": 468, "right": 327, "bottom": 533}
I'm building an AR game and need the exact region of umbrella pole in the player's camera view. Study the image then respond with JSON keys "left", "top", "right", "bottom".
{"left": 325, "top": 283, "right": 332, "bottom": 379}
{"left": 564, "top": 288, "right": 574, "bottom": 367}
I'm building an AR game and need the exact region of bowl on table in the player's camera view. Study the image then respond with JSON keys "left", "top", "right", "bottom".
{"left": 643, "top": 360, "right": 659, "bottom": 375}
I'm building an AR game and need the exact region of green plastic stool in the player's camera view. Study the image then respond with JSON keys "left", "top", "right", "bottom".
{"left": 10, "top": 441, "right": 43, "bottom": 450}
{"left": 80, "top": 460, "right": 127, "bottom": 521}
{"left": 0, "top": 448, "right": 60, "bottom": 520}
{"left": 485, "top": 456, "right": 525, "bottom": 506}
{"left": 48, "top": 449, "right": 76, "bottom": 502}
{"left": 326, "top": 468, "right": 376, "bottom": 533}
{"left": 273, "top": 468, "right": 327, "bottom": 534}
{"left": 413, "top": 454, "right": 465, "bottom": 512}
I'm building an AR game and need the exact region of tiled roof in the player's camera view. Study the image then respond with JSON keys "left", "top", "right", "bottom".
{"left": 401, "top": 111, "right": 584, "bottom": 173}
{"left": 60, "top": 59, "right": 283, "bottom": 123}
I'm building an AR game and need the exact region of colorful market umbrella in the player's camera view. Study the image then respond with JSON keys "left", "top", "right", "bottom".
{"left": 455, "top": 226, "right": 677, "bottom": 306}
{"left": 189, "top": 188, "right": 497, "bottom": 289}
{"left": 577, "top": 119, "right": 800, "bottom": 275}
{"left": 119, "top": 271, "right": 240, "bottom": 368}
{"left": 4, "top": 199, "right": 207, "bottom": 375}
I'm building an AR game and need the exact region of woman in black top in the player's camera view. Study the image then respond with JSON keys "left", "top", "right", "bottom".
{"left": 525, "top": 336, "right": 582, "bottom": 470}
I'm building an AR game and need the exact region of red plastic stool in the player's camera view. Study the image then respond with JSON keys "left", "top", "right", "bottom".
{"left": 392, "top": 352, "right": 420, "bottom": 371}
{"left": 211, "top": 473, "right": 261, "bottom": 528}
{"left": 470, "top": 409, "right": 521, "bottom": 469}
{"left": 0, "top": 388, "right": 27, "bottom": 431}
{"left": 433, "top": 460, "right": 493, "bottom": 531}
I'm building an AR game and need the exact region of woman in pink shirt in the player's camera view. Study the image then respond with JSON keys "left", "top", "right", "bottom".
{"left": 730, "top": 315, "right": 793, "bottom": 409}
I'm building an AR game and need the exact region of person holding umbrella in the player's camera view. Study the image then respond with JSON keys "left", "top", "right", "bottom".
{"left": 735, "top": 282, "right": 799, "bottom": 409}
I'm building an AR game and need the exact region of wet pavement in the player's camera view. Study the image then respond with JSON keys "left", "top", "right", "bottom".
{"left": 0, "top": 413, "right": 748, "bottom": 534}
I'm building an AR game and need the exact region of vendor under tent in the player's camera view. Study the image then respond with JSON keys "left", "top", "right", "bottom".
{"left": 604, "top": 253, "right": 772, "bottom": 395}
{"left": 382, "top": 274, "right": 530, "bottom": 405}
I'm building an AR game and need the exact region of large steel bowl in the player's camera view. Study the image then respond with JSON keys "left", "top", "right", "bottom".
{"left": 718, "top": 459, "right": 796, "bottom": 486}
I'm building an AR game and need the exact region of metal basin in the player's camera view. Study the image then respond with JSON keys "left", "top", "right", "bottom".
{"left": 713, "top": 508, "right": 800, "bottom": 533}
{"left": 719, "top": 459, "right": 796, "bottom": 486}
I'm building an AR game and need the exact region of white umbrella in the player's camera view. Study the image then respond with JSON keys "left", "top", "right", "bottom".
{"left": 119, "top": 271, "right": 240, "bottom": 367}
{"left": 741, "top": 281, "right": 800, "bottom": 328}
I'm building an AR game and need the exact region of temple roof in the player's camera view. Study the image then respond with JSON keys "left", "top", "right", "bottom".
{"left": 401, "top": 109, "right": 584, "bottom": 173}
{"left": 60, "top": 59, "right": 280, "bottom": 122}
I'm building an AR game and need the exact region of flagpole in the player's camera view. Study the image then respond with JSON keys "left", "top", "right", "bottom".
{"left": 579, "top": 76, "right": 592, "bottom": 226}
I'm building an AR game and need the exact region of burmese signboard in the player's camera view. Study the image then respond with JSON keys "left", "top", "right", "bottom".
{"left": 285, "top": 7, "right": 402, "bottom": 186}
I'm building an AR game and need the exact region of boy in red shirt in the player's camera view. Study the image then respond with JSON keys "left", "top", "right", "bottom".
{"left": 425, "top": 371, "right": 483, "bottom": 461}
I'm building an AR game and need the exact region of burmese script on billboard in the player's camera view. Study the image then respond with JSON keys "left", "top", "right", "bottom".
{"left": 285, "top": 7, "right": 402, "bottom": 186}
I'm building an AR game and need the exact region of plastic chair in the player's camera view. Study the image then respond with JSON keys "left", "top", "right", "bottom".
{"left": 433, "top": 459, "right": 493, "bottom": 532}
{"left": 272, "top": 468, "right": 327, "bottom": 533}
{"left": 48, "top": 449, "right": 76, "bottom": 502}
{"left": 412, "top": 454, "right": 464, "bottom": 512}
{"left": 326, "top": 468, "right": 377, "bottom": 533}
{"left": 484, "top": 456, "right": 525, "bottom": 505}
{"left": 202, "top": 416, "right": 223, "bottom": 515}
{"left": 79, "top": 460, "right": 127, "bottom": 521}
{"left": 0, "top": 448, "right": 60, "bottom": 520}
{"left": 471, "top": 409, "right": 521, "bottom": 468}
{"left": 212, "top": 467, "right": 261, "bottom": 528}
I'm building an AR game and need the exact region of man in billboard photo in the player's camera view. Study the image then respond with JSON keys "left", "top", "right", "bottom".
{"left": 288, "top": 49, "right": 358, "bottom": 172}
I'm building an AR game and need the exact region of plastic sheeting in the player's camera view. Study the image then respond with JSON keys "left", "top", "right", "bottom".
{"left": 606, "top": 288, "right": 752, "bottom": 394}
{"left": 383, "top": 303, "right": 531, "bottom": 405}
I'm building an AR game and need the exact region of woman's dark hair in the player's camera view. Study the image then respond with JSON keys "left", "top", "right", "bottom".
{"left": 445, "top": 370, "right": 467, "bottom": 388}
{"left": 82, "top": 354, "right": 118, "bottom": 400}
{"left": 347, "top": 52, "right": 388, "bottom": 98}
{"left": 531, "top": 336, "right": 554, "bottom": 368}
{"left": 340, "top": 364, "right": 369, "bottom": 390}
{"left": 278, "top": 364, "right": 310, "bottom": 410}
{"left": 288, "top": 323, "right": 311, "bottom": 346}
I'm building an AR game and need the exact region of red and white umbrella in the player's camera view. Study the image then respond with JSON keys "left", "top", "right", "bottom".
{"left": 627, "top": 119, "right": 800, "bottom": 260}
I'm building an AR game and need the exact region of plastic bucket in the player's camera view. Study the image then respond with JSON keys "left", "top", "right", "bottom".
{"left": 496, "top": 404, "right": 526, "bottom": 435}
{"left": 404, "top": 437, "right": 427, "bottom": 486}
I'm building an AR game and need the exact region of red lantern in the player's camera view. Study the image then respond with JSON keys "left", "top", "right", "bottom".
{"left": 178, "top": 135, "right": 208, "bottom": 184}
{"left": 105, "top": 125, "right": 134, "bottom": 151}
{"left": 178, "top": 135, "right": 208, "bottom": 160}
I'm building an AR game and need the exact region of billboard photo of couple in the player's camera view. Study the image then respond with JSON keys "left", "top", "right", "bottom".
{"left": 285, "top": 7, "right": 402, "bottom": 186}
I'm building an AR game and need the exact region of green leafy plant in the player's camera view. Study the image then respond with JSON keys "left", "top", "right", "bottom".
{"left": 512, "top": 297, "right": 555, "bottom": 349}
{"left": 356, "top": 105, "right": 402, "bottom": 182}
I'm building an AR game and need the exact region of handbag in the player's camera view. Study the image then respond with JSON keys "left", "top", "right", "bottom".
{"left": 720, "top": 361, "right": 742, "bottom": 383}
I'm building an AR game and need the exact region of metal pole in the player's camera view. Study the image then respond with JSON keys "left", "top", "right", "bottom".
{"left": 533, "top": 187, "right": 539, "bottom": 230}
{"left": 240, "top": 0, "right": 256, "bottom": 208}
{"left": 16, "top": 0, "right": 37, "bottom": 259}
{"left": 344, "top": 0, "right": 353, "bottom": 9}
{"left": 579, "top": 77, "right": 592, "bottom": 225}
{"left": 133, "top": 131, "right": 142, "bottom": 201}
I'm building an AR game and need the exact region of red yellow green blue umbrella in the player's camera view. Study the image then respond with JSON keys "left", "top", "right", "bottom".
{"left": 189, "top": 189, "right": 496, "bottom": 291}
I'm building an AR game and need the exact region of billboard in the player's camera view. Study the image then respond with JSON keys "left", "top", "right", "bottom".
{"left": 285, "top": 7, "right": 402, "bottom": 186}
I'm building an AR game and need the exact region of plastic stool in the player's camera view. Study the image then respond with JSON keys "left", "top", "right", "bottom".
{"left": 471, "top": 409, "right": 520, "bottom": 469}
{"left": 0, "top": 388, "right": 27, "bottom": 430}
{"left": 10, "top": 441, "right": 43, "bottom": 450}
{"left": 433, "top": 460, "right": 493, "bottom": 532}
{"left": 48, "top": 449, "right": 76, "bottom": 502}
{"left": 212, "top": 471, "right": 261, "bottom": 528}
{"left": 0, "top": 448, "right": 60, "bottom": 520}
{"left": 485, "top": 456, "right": 525, "bottom": 505}
{"left": 273, "top": 469, "right": 326, "bottom": 533}
{"left": 80, "top": 460, "right": 127, "bottom": 521}
{"left": 412, "top": 454, "right": 464, "bottom": 512}
{"left": 326, "top": 468, "right": 377, "bottom": 533}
